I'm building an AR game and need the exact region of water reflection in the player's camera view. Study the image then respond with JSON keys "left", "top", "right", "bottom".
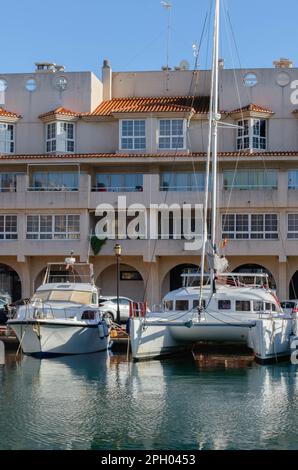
{"left": 0, "top": 353, "right": 298, "bottom": 450}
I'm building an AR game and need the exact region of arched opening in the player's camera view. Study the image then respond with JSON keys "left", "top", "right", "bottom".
{"left": 34, "top": 266, "right": 81, "bottom": 291}
{"left": 162, "top": 263, "right": 198, "bottom": 298}
{"left": 289, "top": 271, "right": 298, "bottom": 299}
{"left": 232, "top": 264, "right": 276, "bottom": 290}
{"left": 0, "top": 264, "right": 22, "bottom": 302}
{"left": 96, "top": 263, "right": 144, "bottom": 301}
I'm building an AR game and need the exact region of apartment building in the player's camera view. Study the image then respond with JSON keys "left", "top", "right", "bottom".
{"left": 1, "top": 58, "right": 298, "bottom": 305}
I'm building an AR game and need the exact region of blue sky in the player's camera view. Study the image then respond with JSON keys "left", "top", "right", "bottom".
{"left": 1, "top": 0, "right": 298, "bottom": 76}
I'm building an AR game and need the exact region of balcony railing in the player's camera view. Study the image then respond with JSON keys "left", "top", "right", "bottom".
{"left": 27, "top": 186, "right": 79, "bottom": 192}
{"left": 92, "top": 185, "right": 143, "bottom": 192}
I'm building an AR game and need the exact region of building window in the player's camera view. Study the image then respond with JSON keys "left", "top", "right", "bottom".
{"left": 288, "top": 170, "right": 298, "bottom": 189}
{"left": 222, "top": 214, "right": 278, "bottom": 240}
{"left": 46, "top": 122, "right": 75, "bottom": 153}
{"left": 159, "top": 119, "right": 185, "bottom": 149}
{"left": 0, "top": 215, "right": 17, "bottom": 239}
{"left": 120, "top": 120, "right": 146, "bottom": 150}
{"left": 0, "top": 123, "right": 15, "bottom": 154}
{"left": 30, "top": 172, "right": 79, "bottom": 191}
{"left": 237, "top": 119, "right": 267, "bottom": 151}
{"left": 160, "top": 172, "right": 205, "bottom": 191}
{"left": 26, "top": 215, "right": 80, "bottom": 240}
{"left": 223, "top": 170, "right": 277, "bottom": 190}
{"left": 0, "top": 173, "right": 17, "bottom": 192}
{"left": 94, "top": 173, "right": 143, "bottom": 192}
{"left": 287, "top": 214, "right": 298, "bottom": 239}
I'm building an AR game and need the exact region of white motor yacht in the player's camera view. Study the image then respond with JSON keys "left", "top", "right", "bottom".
{"left": 8, "top": 256, "right": 109, "bottom": 357}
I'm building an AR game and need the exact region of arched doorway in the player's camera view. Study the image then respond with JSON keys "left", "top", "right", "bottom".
{"left": 289, "top": 272, "right": 298, "bottom": 299}
{"left": 0, "top": 264, "right": 22, "bottom": 302}
{"left": 162, "top": 263, "right": 198, "bottom": 297}
{"left": 97, "top": 264, "right": 144, "bottom": 301}
{"left": 233, "top": 264, "right": 276, "bottom": 290}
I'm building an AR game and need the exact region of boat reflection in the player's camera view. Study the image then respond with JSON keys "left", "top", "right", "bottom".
{"left": 1, "top": 353, "right": 298, "bottom": 450}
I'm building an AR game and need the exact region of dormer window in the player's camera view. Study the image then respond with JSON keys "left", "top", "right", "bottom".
{"left": 46, "top": 122, "right": 75, "bottom": 153}
{"left": 158, "top": 119, "right": 186, "bottom": 150}
{"left": 229, "top": 103, "right": 273, "bottom": 152}
{"left": 237, "top": 119, "right": 267, "bottom": 151}
{"left": 0, "top": 106, "right": 21, "bottom": 154}
{"left": 0, "top": 123, "right": 14, "bottom": 154}
{"left": 120, "top": 120, "right": 146, "bottom": 150}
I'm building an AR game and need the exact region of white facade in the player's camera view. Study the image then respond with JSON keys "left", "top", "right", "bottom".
{"left": 1, "top": 61, "right": 298, "bottom": 305}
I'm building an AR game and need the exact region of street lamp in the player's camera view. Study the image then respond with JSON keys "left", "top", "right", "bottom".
{"left": 114, "top": 243, "right": 122, "bottom": 324}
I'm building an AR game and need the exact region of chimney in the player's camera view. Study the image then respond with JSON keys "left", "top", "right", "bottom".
{"left": 273, "top": 58, "right": 293, "bottom": 69}
{"left": 218, "top": 58, "right": 224, "bottom": 69}
{"left": 102, "top": 59, "right": 112, "bottom": 101}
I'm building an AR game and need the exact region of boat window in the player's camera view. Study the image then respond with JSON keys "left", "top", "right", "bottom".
{"left": 253, "top": 301, "right": 263, "bottom": 312}
{"left": 32, "top": 290, "right": 93, "bottom": 304}
{"left": 193, "top": 299, "right": 206, "bottom": 309}
{"left": 218, "top": 300, "right": 231, "bottom": 310}
{"left": 91, "top": 293, "right": 97, "bottom": 304}
{"left": 164, "top": 300, "right": 173, "bottom": 311}
{"left": 235, "top": 300, "right": 251, "bottom": 312}
{"left": 272, "top": 304, "right": 276, "bottom": 312}
{"left": 281, "top": 301, "right": 295, "bottom": 309}
{"left": 81, "top": 310, "right": 95, "bottom": 320}
{"left": 175, "top": 300, "right": 189, "bottom": 311}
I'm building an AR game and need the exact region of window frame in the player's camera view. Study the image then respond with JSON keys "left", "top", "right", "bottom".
{"left": 0, "top": 214, "right": 18, "bottom": 240}
{"left": 288, "top": 170, "right": 298, "bottom": 189}
{"left": 119, "top": 119, "right": 146, "bottom": 151}
{"left": 0, "top": 173, "right": 18, "bottom": 192}
{"left": 223, "top": 169, "right": 277, "bottom": 190}
{"left": 222, "top": 213, "right": 278, "bottom": 240}
{"left": 236, "top": 118, "right": 267, "bottom": 151}
{"left": 26, "top": 214, "right": 80, "bottom": 240}
{"left": 31, "top": 171, "right": 79, "bottom": 191}
{"left": 287, "top": 213, "right": 298, "bottom": 239}
{"left": 0, "top": 122, "right": 15, "bottom": 154}
{"left": 94, "top": 173, "right": 143, "bottom": 192}
{"left": 158, "top": 119, "right": 186, "bottom": 150}
{"left": 160, "top": 172, "right": 205, "bottom": 191}
{"left": 45, "top": 121, "right": 75, "bottom": 154}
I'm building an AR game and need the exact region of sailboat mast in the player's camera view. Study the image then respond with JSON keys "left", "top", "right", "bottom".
{"left": 199, "top": 0, "right": 220, "bottom": 303}
{"left": 211, "top": 0, "right": 220, "bottom": 250}
{"left": 210, "top": 0, "right": 220, "bottom": 293}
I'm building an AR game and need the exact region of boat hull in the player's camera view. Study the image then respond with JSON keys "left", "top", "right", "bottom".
{"left": 130, "top": 317, "right": 256, "bottom": 361}
{"left": 248, "top": 318, "right": 293, "bottom": 362}
{"left": 9, "top": 320, "right": 109, "bottom": 357}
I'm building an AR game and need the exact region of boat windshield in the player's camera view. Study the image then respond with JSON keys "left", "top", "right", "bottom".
{"left": 32, "top": 290, "right": 94, "bottom": 304}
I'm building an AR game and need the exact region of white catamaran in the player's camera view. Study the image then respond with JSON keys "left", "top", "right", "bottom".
{"left": 8, "top": 255, "right": 110, "bottom": 357}
{"left": 129, "top": 0, "right": 294, "bottom": 362}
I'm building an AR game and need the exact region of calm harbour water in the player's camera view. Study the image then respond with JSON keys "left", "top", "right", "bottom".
{"left": 0, "top": 351, "right": 298, "bottom": 450}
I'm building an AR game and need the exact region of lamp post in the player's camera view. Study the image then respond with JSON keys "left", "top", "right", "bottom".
{"left": 114, "top": 243, "right": 122, "bottom": 324}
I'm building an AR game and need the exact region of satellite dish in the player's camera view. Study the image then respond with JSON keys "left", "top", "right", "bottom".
{"left": 180, "top": 60, "right": 190, "bottom": 71}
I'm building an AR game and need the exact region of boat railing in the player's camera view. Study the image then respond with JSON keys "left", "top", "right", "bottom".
{"left": 181, "top": 269, "right": 269, "bottom": 289}
{"left": 42, "top": 261, "right": 95, "bottom": 286}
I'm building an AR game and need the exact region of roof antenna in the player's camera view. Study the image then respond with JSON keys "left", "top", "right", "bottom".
{"left": 161, "top": 1, "right": 173, "bottom": 71}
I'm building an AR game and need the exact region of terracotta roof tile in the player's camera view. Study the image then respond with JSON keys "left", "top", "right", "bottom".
{"left": 1, "top": 151, "right": 298, "bottom": 161}
{"left": 229, "top": 103, "right": 274, "bottom": 115}
{"left": 0, "top": 107, "right": 22, "bottom": 118}
{"left": 39, "top": 107, "right": 80, "bottom": 119}
{"left": 89, "top": 96, "right": 210, "bottom": 116}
